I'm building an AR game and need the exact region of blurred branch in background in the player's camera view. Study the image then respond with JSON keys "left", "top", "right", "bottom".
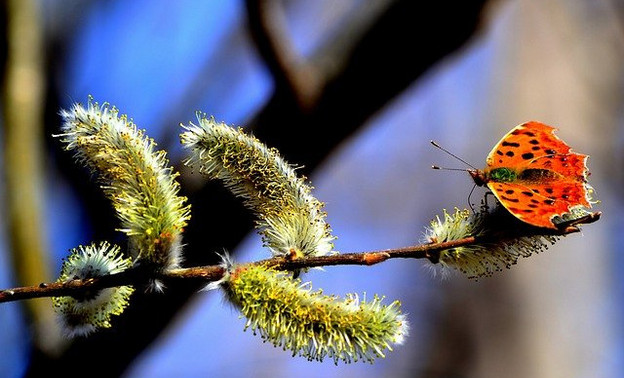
{"left": 245, "top": 0, "right": 395, "bottom": 111}
{"left": 248, "top": 0, "right": 488, "bottom": 173}
{"left": 1, "top": 0, "right": 64, "bottom": 354}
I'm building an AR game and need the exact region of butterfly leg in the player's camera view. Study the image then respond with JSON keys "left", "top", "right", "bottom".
{"left": 478, "top": 190, "right": 497, "bottom": 213}
{"left": 467, "top": 184, "right": 479, "bottom": 213}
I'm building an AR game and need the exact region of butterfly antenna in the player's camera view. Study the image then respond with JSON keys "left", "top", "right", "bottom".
{"left": 431, "top": 165, "right": 470, "bottom": 171}
{"left": 430, "top": 140, "right": 477, "bottom": 170}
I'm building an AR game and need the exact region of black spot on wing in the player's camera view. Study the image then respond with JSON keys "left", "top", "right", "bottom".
{"left": 501, "top": 196, "right": 519, "bottom": 203}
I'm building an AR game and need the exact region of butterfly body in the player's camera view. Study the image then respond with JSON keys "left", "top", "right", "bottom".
{"left": 470, "top": 121, "right": 592, "bottom": 229}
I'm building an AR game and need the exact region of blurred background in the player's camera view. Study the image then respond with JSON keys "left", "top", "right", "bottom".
{"left": 0, "top": 0, "right": 621, "bottom": 377}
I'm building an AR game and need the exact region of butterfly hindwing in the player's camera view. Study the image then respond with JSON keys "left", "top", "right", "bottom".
{"left": 524, "top": 153, "right": 589, "bottom": 181}
{"left": 487, "top": 181, "right": 590, "bottom": 229}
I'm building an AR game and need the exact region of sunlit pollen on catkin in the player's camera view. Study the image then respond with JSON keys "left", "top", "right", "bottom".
{"left": 221, "top": 264, "right": 408, "bottom": 364}
{"left": 52, "top": 242, "right": 134, "bottom": 337}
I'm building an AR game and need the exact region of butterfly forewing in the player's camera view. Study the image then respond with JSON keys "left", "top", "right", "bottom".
{"left": 486, "top": 121, "right": 572, "bottom": 169}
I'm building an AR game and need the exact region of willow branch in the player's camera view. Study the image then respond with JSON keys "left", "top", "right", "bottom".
{"left": 0, "top": 237, "right": 474, "bottom": 304}
{"left": 0, "top": 210, "right": 598, "bottom": 305}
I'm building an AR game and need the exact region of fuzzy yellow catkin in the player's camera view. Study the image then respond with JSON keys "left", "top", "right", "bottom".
{"left": 222, "top": 264, "right": 409, "bottom": 364}
{"left": 58, "top": 100, "right": 191, "bottom": 268}
{"left": 424, "top": 206, "right": 561, "bottom": 278}
{"left": 52, "top": 242, "right": 134, "bottom": 337}
{"left": 181, "top": 115, "right": 335, "bottom": 259}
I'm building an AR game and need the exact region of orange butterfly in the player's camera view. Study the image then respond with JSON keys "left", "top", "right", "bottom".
{"left": 435, "top": 121, "right": 594, "bottom": 229}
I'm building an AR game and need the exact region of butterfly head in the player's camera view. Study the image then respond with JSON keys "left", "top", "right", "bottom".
{"left": 468, "top": 169, "right": 487, "bottom": 187}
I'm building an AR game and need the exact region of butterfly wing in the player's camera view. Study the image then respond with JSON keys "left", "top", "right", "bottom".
{"left": 485, "top": 121, "right": 592, "bottom": 229}
{"left": 487, "top": 122, "right": 569, "bottom": 167}
{"left": 487, "top": 181, "right": 590, "bottom": 229}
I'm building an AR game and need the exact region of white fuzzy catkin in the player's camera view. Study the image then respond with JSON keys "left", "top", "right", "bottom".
{"left": 181, "top": 115, "right": 335, "bottom": 259}
{"left": 52, "top": 242, "right": 134, "bottom": 337}
{"left": 424, "top": 207, "right": 561, "bottom": 278}
{"left": 58, "top": 100, "right": 190, "bottom": 268}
